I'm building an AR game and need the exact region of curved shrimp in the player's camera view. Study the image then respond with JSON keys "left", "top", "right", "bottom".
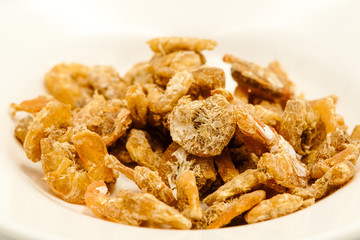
{"left": 72, "top": 130, "right": 118, "bottom": 183}
{"left": 147, "top": 37, "right": 216, "bottom": 87}
{"left": 235, "top": 105, "right": 309, "bottom": 188}
{"left": 146, "top": 70, "right": 194, "bottom": 114}
{"left": 85, "top": 181, "right": 192, "bottom": 229}
{"left": 14, "top": 97, "right": 117, "bottom": 203}
{"left": 150, "top": 51, "right": 204, "bottom": 87}
{"left": 45, "top": 63, "right": 128, "bottom": 109}
{"left": 45, "top": 63, "right": 92, "bottom": 108}
{"left": 291, "top": 160, "right": 355, "bottom": 199}
{"left": 40, "top": 132, "right": 93, "bottom": 203}
{"left": 125, "top": 84, "right": 148, "bottom": 128}
{"left": 146, "top": 67, "right": 226, "bottom": 115}
{"left": 24, "top": 100, "right": 72, "bottom": 162}
{"left": 73, "top": 93, "right": 132, "bottom": 146}
{"left": 223, "top": 54, "right": 295, "bottom": 105}
{"left": 41, "top": 129, "right": 118, "bottom": 203}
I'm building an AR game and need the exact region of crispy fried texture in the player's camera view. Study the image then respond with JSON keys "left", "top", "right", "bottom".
{"left": 305, "top": 130, "right": 352, "bottom": 177}
{"left": 310, "top": 97, "right": 339, "bottom": 134}
{"left": 147, "top": 71, "right": 194, "bottom": 113}
{"left": 224, "top": 54, "right": 294, "bottom": 104}
{"left": 44, "top": 63, "right": 92, "bottom": 108}
{"left": 10, "top": 37, "right": 360, "bottom": 230}
{"left": 72, "top": 130, "right": 117, "bottom": 183}
{"left": 150, "top": 51, "right": 204, "bottom": 86}
{"left": 257, "top": 150, "right": 308, "bottom": 189}
{"left": 10, "top": 95, "right": 52, "bottom": 114}
{"left": 207, "top": 190, "right": 266, "bottom": 229}
{"left": 292, "top": 161, "right": 355, "bottom": 199}
{"left": 134, "top": 166, "right": 176, "bottom": 206}
{"left": 279, "top": 99, "right": 317, "bottom": 155}
{"left": 125, "top": 129, "right": 164, "bottom": 171}
{"left": 125, "top": 84, "right": 148, "bottom": 128}
{"left": 243, "top": 103, "right": 281, "bottom": 128}
{"left": 235, "top": 104, "right": 309, "bottom": 188}
{"left": 310, "top": 144, "right": 359, "bottom": 178}
{"left": 214, "top": 147, "right": 239, "bottom": 182}
{"left": 245, "top": 193, "right": 303, "bottom": 224}
{"left": 162, "top": 142, "right": 217, "bottom": 192}
{"left": 87, "top": 65, "right": 128, "bottom": 100}
{"left": 24, "top": 100, "right": 72, "bottom": 162}
{"left": 40, "top": 131, "right": 92, "bottom": 203}
{"left": 169, "top": 94, "right": 236, "bottom": 157}
{"left": 187, "top": 66, "right": 226, "bottom": 99}
{"left": 203, "top": 169, "right": 260, "bottom": 205}
{"left": 73, "top": 94, "right": 131, "bottom": 146}
{"left": 176, "top": 170, "right": 203, "bottom": 220}
{"left": 85, "top": 181, "right": 191, "bottom": 229}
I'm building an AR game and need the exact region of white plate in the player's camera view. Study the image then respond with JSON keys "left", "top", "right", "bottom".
{"left": 1, "top": 1, "right": 360, "bottom": 239}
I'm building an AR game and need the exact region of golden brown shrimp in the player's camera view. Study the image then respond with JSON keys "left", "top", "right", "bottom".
{"left": 244, "top": 193, "right": 303, "bottom": 224}
{"left": 146, "top": 70, "right": 194, "bottom": 114}
{"left": 292, "top": 160, "right": 356, "bottom": 199}
{"left": 40, "top": 132, "right": 93, "bottom": 203}
{"left": 87, "top": 65, "right": 128, "bottom": 100}
{"left": 235, "top": 104, "right": 309, "bottom": 188}
{"left": 310, "top": 143, "right": 359, "bottom": 178}
{"left": 223, "top": 54, "right": 295, "bottom": 105}
{"left": 187, "top": 66, "right": 226, "bottom": 99}
{"left": 40, "top": 129, "right": 118, "bottom": 203}
{"left": 279, "top": 99, "right": 317, "bottom": 155}
{"left": 10, "top": 95, "right": 52, "bottom": 115}
{"left": 24, "top": 100, "right": 72, "bottom": 162}
{"left": 214, "top": 147, "right": 239, "bottom": 183}
{"left": 72, "top": 130, "right": 117, "bottom": 183}
{"left": 304, "top": 129, "right": 355, "bottom": 178}
{"left": 241, "top": 103, "right": 281, "bottom": 129}
{"left": 105, "top": 155, "right": 176, "bottom": 206}
{"left": 45, "top": 63, "right": 128, "bottom": 108}
{"left": 125, "top": 129, "right": 165, "bottom": 172}
{"left": 203, "top": 169, "right": 261, "bottom": 205}
{"left": 176, "top": 170, "right": 203, "bottom": 220}
{"left": 310, "top": 97, "right": 340, "bottom": 135}
{"left": 169, "top": 94, "right": 236, "bottom": 157}
{"left": 85, "top": 181, "right": 192, "bottom": 229}
{"left": 150, "top": 51, "right": 204, "bottom": 87}
{"left": 207, "top": 190, "right": 266, "bottom": 229}
{"left": 125, "top": 84, "right": 148, "bottom": 128}
{"left": 161, "top": 142, "right": 217, "bottom": 192}
{"left": 73, "top": 93, "right": 132, "bottom": 146}
{"left": 44, "top": 63, "right": 93, "bottom": 108}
